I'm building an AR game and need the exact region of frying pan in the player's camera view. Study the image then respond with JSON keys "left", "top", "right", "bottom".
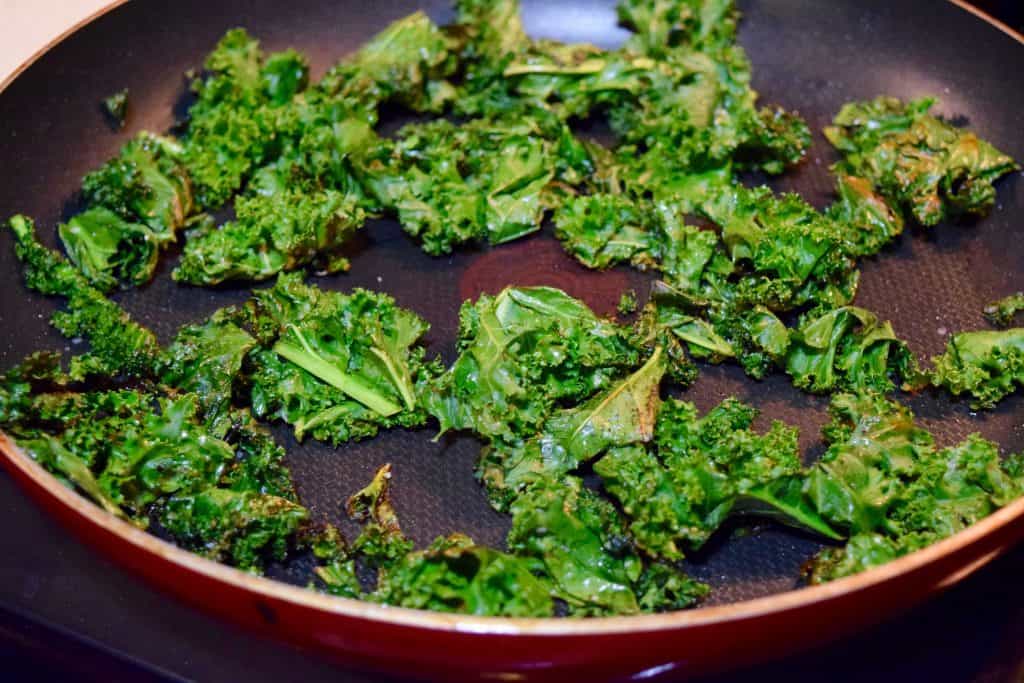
{"left": 0, "top": 0, "right": 1021, "bottom": 680}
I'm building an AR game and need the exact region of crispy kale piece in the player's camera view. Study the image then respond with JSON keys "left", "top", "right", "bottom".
{"left": 158, "top": 313, "right": 256, "bottom": 434}
{"left": 103, "top": 89, "right": 129, "bottom": 127}
{"left": 423, "top": 286, "right": 640, "bottom": 442}
{"left": 825, "top": 96, "right": 1019, "bottom": 226}
{"left": 58, "top": 132, "right": 194, "bottom": 291}
{"left": 317, "top": 11, "right": 458, "bottom": 116}
{"left": 374, "top": 533, "right": 555, "bottom": 616}
{"left": 617, "top": 0, "right": 739, "bottom": 54}
{"left": 345, "top": 464, "right": 415, "bottom": 569}
{"left": 246, "top": 273, "right": 436, "bottom": 444}
{"left": 706, "top": 186, "right": 859, "bottom": 312}
{"left": 595, "top": 398, "right": 836, "bottom": 560}
{"left": 359, "top": 116, "right": 567, "bottom": 255}
{"left": 0, "top": 383, "right": 307, "bottom": 572}
{"left": 82, "top": 133, "right": 193, "bottom": 240}
{"left": 183, "top": 29, "right": 311, "bottom": 208}
{"left": 57, "top": 208, "right": 158, "bottom": 293}
{"left": 785, "top": 306, "right": 919, "bottom": 394}
{"left": 984, "top": 293, "right": 1024, "bottom": 328}
{"left": 8, "top": 215, "right": 160, "bottom": 380}
{"left": 479, "top": 347, "right": 665, "bottom": 508}
{"left": 173, "top": 184, "right": 365, "bottom": 286}
{"left": 825, "top": 174, "right": 905, "bottom": 258}
{"left": 805, "top": 394, "right": 1023, "bottom": 582}
{"left": 508, "top": 476, "right": 706, "bottom": 615}
{"left": 160, "top": 487, "right": 307, "bottom": 570}
{"left": 930, "top": 328, "right": 1024, "bottom": 409}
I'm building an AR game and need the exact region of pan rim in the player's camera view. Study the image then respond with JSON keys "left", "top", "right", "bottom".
{"left": 0, "top": 0, "right": 1022, "bottom": 639}
{"left": 3, "top": 428, "right": 1023, "bottom": 636}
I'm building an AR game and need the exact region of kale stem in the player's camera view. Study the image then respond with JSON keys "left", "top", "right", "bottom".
{"left": 273, "top": 338, "right": 401, "bottom": 417}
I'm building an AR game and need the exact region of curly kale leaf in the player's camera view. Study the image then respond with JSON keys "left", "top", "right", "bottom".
{"left": 174, "top": 185, "right": 365, "bottom": 286}
{"left": 374, "top": 533, "right": 555, "bottom": 616}
{"left": 930, "top": 328, "right": 1024, "bottom": 409}
{"left": 423, "top": 286, "right": 639, "bottom": 442}
{"left": 479, "top": 347, "right": 665, "bottom": 508}
{"left": 553, "top": 194, "right": 661, "bottom": 270}
{"left": 58, "top": 208, "right": 158, "bottom": 293}
{"left": 318, "top": 11, "right": 458, "bottom": 116}
{"left": 708, "top": 186, "right": 859, "bottom": 312}
{"left": 103, "top": 89, "right": 129, "bottom": 127}
{"left": 5, "top": 384, "right": 306, "bottom": 572}
{"left": 508, "top": 477, "right": 642, "bottom": 615}
{"left": 17, "top": 434, "right": 124, "bottom": 517}
{"left": 0, "top": 352, "right": 67, "bottom": 426}
{"left": 595, "top": 398, "right": 836, "bottom": 560}
{"left": 346, "top": 463, "right": 414, "bottom": 569}
{"left": 82, "top": 132, "right": 193, "bottom": 240}
{"left": 785, "top": 306, "right": 919, "bottom": 394}
{"left": 359, "top": 116, "right": 565, "bottom": 254}
{"left": 806, "top": 413, "right": 1024, "bottom": 583}
{"left": 183, "top": 29, "right": 311, "bottom": 208}
{"left": 984, "top": 293, "right": 1024, "bottom": 328}
{"left": 159, "top": 314, "right": 256, "bottom": 434}
{"left": 825, "top": 175, "right": 904, "bottom": 258}
{"left": 805, "top": 393, "right": 935, "bottom": 537}
{"left": 825, "top": 96, "right": 1019, "bottom": 226}
{"left": 617, "top": 0, "right": 738, "bottom": 54}
{"left": 9, "top": 215, "right": 161, "bottom": 380}
{"left": 93, "top": 395, "right": 233, "bottom": 513}
{"left": 246, "top": 273, "right": 435, "bottom": 444}
{"left": 160, "top": 487, "right": 307, "bottom": 569}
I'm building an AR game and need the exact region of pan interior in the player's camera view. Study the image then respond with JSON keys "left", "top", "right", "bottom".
{"left": 0, "top": 0, "right": 1020, "bottom": 608}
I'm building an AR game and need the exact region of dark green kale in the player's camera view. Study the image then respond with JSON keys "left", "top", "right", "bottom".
{"left": 785, "top": 306, "right": 920, "bottom": 394}
{"left": 160, "top": 487, "right": 307, "bottom": 569}
{"left": 617, "top": 0, "right": 738, "bottom": 54}
{"left": 317, "top": 11, "right": 458, "bottom": 116}
{"left": 8, "top": 215, "right": 161, "bottom": 380}
{"left": 595, "top": 398, "right": 837, "bottom": 560}
{"left": 309, "top": 525, "right": 361, "bottom": 598}
{"left": 358, "top": 116, "right": 567, "bottom": 255}
{"left": 173, "top": 184, "right": 365, "bottom": 286}
{"left": 54, "top": 133, "right": 195, "bottom": 291}
{"left": 930, "top": 328, "right": 1024, "bottom": 409}
{"left": 508, "top": 476, "right": 705, "bottom": 615}
{"left": 82, "top": 132, "right": 193, "bottom": 240}
{"left": 618, "top": 290, "right": 639, "bottom": 315}
{"left": 553, "top": 194, "right": 662, "bottom": 271}
{"left": 984, "top": 293, "right": 1024, "bottom": 328}
{"left": 374, "top": 533, "right": 555, "bottom": 616}
{"left": 422, "top": 286, "right": 640, "bottom": 442}
{"left": 825, "top": 96, "right": 1019, "bottom": 226}
{"left": 825, "top": 175, "right": 905, "bottom": 258}
{"left": 706, "top": 186, "right": 859, "bottom": 312}
{"left": 345, "top": 464, "right": 414, "bottom": 569}
{"left": 158, "top": 313, "right": 256, "bottom": 434}
{"left": 805, "top": 394, "right": 1023, "bottom": 582}
{"left": 183, "top": 29, "right": 311, "bottom": 208}
{"left": 479, "top": 347, "right": 665, "bottom": 508}
{"left": 57, "top": 208, "right": 158, "bottom": 293}
{"left": 103, "top": 89, "right": 129, "bottom": 127}
{"left": 0, "top": 380, "right": 307, "bottom": 572}
{"left": 246, "top": 273, "right": 436, "bottom": 444}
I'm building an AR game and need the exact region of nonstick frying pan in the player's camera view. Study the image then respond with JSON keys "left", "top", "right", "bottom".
{"left": 0, "top": 0, "right": 1021, "bottom": 680}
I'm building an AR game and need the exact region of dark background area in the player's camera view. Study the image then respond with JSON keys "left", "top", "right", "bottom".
{"left": 0, "top": 1, "right": 1022, "bottom": 681}
{"left": 972, "top": 0, "right": 1023, "bottom": 30}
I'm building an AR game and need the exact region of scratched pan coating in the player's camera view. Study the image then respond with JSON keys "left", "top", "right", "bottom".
{"left": 0, "top": 0, "right": 1021, "bottom": 615}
